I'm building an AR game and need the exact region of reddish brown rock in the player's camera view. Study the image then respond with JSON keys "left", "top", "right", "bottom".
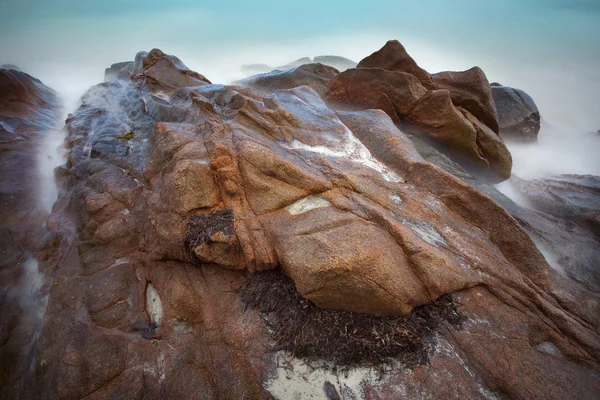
{"left": 357, "top": 40, "right": 437, "bottom": 90}
{"left": 433, "top": 67, "right": 500, "bottom": 133}
{"left": 325, "top": 67, "right": 427, "bottom": 116}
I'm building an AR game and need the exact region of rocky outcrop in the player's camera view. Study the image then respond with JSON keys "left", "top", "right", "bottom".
{"left": 234, "top": 63, "right": 339, "bottom": 97}
{"left": 326, "top": 45, "right": 512, "bottom": 182}
{"left": 2, "top": 48, "right": 599, "bottom": 399}
{"left": 432, "top": 67, "right": 500, "bottom": 134}
{"left": 0, "top": 69, "right": 61, "bottom": 395}
{"left": 491, "top": 83, "right": 541, "bottom": 142}
{"left": 357, "top": 40, "right": 437, "bottom": 90}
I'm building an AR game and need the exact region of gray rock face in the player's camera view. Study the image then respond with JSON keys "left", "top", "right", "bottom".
{"left": 492, "top": 84, "right": 541, "bottom": 142}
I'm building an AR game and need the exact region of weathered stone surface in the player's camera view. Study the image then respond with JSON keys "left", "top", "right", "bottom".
{"left": 2, "top": 48, "right": 598, "bottom": 399}
{"left": 357, "top": 40, "right": 437, "bottom": 90}
{"left": 235, "top": 63, "right": 339, "bottom": 97}
{"left": 492, "top": 84, "right": 541, "bottom": 142}
{"left": 433, "top": 67, "right": 500, "bottom": 134}
{"left": 326, "top": 67, "right": 427, "bottom": 116}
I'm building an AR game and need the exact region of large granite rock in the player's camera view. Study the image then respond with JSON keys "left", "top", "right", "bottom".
{"left": 492, "top": 83, "right": 541, "bottom": 142}
{"left": 432, "top": 67, "right": 500, "bottom": 134}
{"left": 2, "top": 49, "right": 599, "bottom": 399}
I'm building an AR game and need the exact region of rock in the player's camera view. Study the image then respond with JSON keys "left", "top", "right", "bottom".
{"left": 234, "top": 63, "right": 339, "bottom": 98}
{"left": 313, "top": 55, "right": 357, "bottom": 71}
{"left": 357, "top": 40, "right": 437, "bottom": 90}
{"left": 104, "top": 61, "right": 133, "bottom": 82}
{"left": 132, "top": 48, "right": 211, "bottom": 89}
{"left": 409, "top": 133, "right": 600, "bottom": 288}
{"left": 432, "top": 67, "right": 500, "bottom": 133}
{"left": 3, "top": 49, "right": 599, "bottom": 399}
{"left": 513, "top": 174, "right": 600, "bottom": 235}
{"left": 492, "top": 84, "right": 541, "bottom": 142}
{"left": 0, "top": 70, "right": 61, "bottom": 396}
{"left": 326, "top": 67, "right": 427, "bottom": 117}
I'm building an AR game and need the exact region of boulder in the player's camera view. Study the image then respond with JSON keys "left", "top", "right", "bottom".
{"left": 492, "top": 84, "right": 541, "bottom": 142}
{"left": 357, "top": 40, "right": 437, "bottom": 90}
{"left": 433, "top": 67, "right": 500, "bottom": 133}
{"left": 234, "top": 63, "right": 339, "bottom": 97}
{"left": 326, "top": 67, "right": 427, "bottom": 117}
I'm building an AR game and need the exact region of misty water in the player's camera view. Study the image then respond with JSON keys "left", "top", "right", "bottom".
{"left": 1, "top": 0, "right": 599, "bottom": 195}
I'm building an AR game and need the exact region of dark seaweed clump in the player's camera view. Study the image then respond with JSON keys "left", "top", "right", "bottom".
{"left": 184, "top": 209, "right": 234, "bottom": 254}
{"left": 240, "top": 270, "right": 466, "bottom": 368}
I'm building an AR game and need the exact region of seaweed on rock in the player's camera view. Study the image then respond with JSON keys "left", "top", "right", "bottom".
{"left": 240, "top": 269, "right": 466, "bottom": 368}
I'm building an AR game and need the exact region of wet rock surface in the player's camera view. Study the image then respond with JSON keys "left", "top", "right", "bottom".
{"left": 1, "top": 45, "right": 599, "bottom": 399}
{"left": 491, "top": 83, "right": 541, "bottom": 142}
{"left": 0, "top": 69, "right": 61, "bottom": 395}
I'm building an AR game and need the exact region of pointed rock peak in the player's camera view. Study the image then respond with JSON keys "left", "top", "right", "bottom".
{"left": 357, "top": 40, "right": 437, "bottom": 90}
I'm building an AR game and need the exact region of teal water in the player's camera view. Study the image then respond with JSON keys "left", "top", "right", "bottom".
{"left": 1, "top": 0, "right": 599, "bottom": 175}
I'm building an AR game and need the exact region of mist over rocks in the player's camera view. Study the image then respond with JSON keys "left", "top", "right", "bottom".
{"left": 0, "top": 68, "right": 61, "bottom": 396}
{"left": 1, "top": 43, "right": 600, "bottom": 399}
{"left": 241, "top": 55, "right": 357, "bottom": 76}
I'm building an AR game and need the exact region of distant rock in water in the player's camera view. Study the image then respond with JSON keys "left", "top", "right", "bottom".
{"left": 313, "top": 55, "right": 357, "bottom": 71}
{"left": 235, "top": 63, "right": 339, "bottom": 97}
{"left": 240, "top": 55, "right": 357, "bottom": 76}
{"left": 1, "top": 44, "right": 599, "bottom": 399}
{"left": 240, "top": 63, "right": 272, "bottom": 75}
{"left": 1, "top": 64, "right": 20, "bottom": 71}
{"left": 491, "top": 83, "right": 541, "bottom": 142}
{"left": 104, "top": 61, "right": 133, "bottom": 82}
